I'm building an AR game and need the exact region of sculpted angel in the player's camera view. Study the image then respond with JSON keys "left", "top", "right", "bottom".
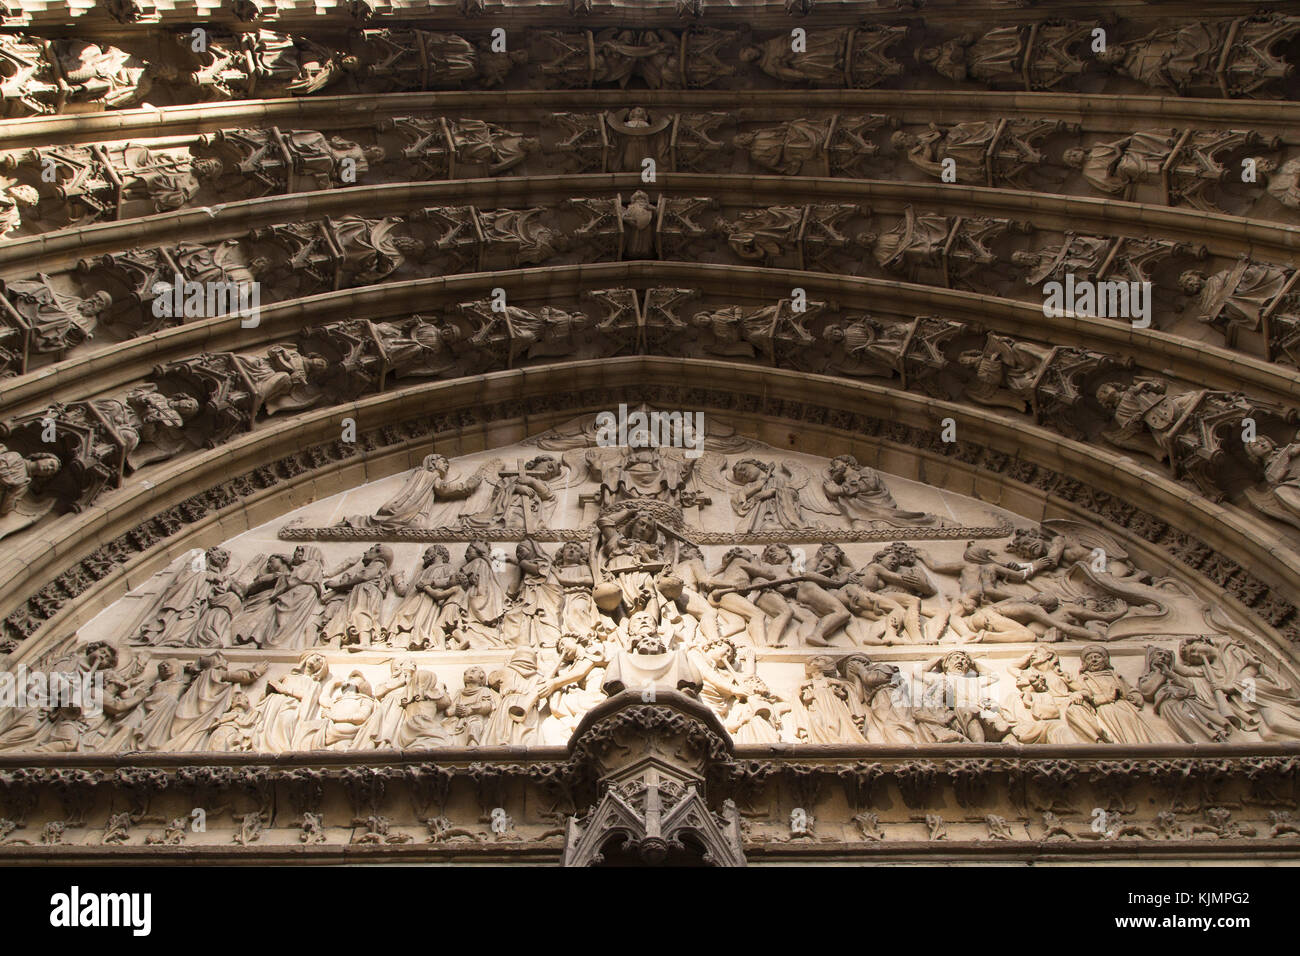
{"left": 342, "top": 453, "right": 485, "bottom": 530}
{"left": 699, "top": 456, "right": 840, "bottom": 532}
{"left": 459, "top": 454, "right": 582, "bottom": 533}
{"left": 822, "top": 455, "right": 944, "bottom": 529}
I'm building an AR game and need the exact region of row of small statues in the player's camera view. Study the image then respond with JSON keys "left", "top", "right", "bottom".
{"left": 2, "top": 17, "right": 1296, "bottom": 119}
{"left": 5, "top": 115, "right": 1295, "bottom": 241}
{"left": 0, "top": 199, "right": 1290, "bottom": 358}
{"left": 3, "top": 190, "right": 1295, "bottom": 375}
{"left": 126, "top": 516, "right": 1171, "bottom": 655}
{"left": 6, "top": 625, "right": 1299, "bottom": 755}
{"left": 4, "top": 290, "right": 1298, "bottom": 544}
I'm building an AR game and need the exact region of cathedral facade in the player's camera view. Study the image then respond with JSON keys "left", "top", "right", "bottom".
{"left": 0, "top": 0, "right": 1299, "bottom": 865}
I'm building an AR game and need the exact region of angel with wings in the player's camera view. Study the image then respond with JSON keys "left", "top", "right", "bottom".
{"left": 342, "top": 453, "right": 485, "bottom": 531}
{"left": 699, "top": 457, "right": 840, "bottom": 532}
{"left": 458, "top": 454, "right": 585, "bottom": 533}
{"left": 822, "top": 455, "right": 944, "bottom": 530}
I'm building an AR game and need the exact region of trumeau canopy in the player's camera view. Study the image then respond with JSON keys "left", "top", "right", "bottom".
{"left": 1, "top": 0, "right": 1300, "bottom": 863}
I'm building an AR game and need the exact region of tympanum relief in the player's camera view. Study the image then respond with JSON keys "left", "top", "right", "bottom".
{"left": 9, "top": 410, "right": 1296, "bottom": 755}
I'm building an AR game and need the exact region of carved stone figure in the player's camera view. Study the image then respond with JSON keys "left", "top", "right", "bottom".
{"left": 203, "top": 127, "right": 383, "bottom": 194}
{"left": 0, "top": 35, "right": 61, "bottom": 117}
{"left": 317, "top": 671, "right": 384, "bottom": 750}
{"left": 740, "top": 30, "right": 846, "bottom": 86}
{"left": 251, "top": 652, "right": 330, "bottom": 752}
{"left": 690, "top": 301, "right": 821, "bottom": 365}
{"left": 502, "top": 539, "right": 564, "bottom": 649}
{"left": 486, "top": 648, "right": 544, "bottom": 745}
{"left": 51, "top": 39, "right": 156, "bottom": 109}
{"left": 822, "top": 314, "right": 910, "bottom": 380}
{"left": 996, "top": 647, "right": 1086, "bottom": 744}
{"left": 1176, "top": 636, "right": 1300, "bottom": 742}
{"left": 796, "top": 656, "right": 867, "bottom": 744}
{"left": 822, "top": 455, "right": 941, "bottom": 529}
{"left": 721, "top": 458, "right": 833, "bottom": 531}
{"left": 91, "top": 387, "right": 201, "bottom": 473}
{"left": 592, "top": 508, "right": 673, "bottom": 620}
{"left": 235, "top": 546, "right": 326, "bottom": 651}
{"left": 449, "top": 120, "right": 539, "bottom": 174}
{"left": 957, "top": 334, "right": 1051, "bottom": 413}
{"left": 1095, "top": 379, "right": 1180, "bottom": 463}
{"left": 724, "top": 675, "right": 790, "bottom": 745}
{"left": 2, "top": 275, "right": 110, "bottom": 356}
{"left": 602, "top": 611, "right": 702, "bottom": 698}
{"left": 870, "top": 207, "right": 950, "bottom": 273}
{"left": 912, "top": 651, "right": 1000, "bottom": 743}
{"left": 110, "top": 144, "right": 223, "bottom": 213}
{"left": 374, "top": 660, "right": 452, "bottom": 749}
{"left": 0, "top": 183, "right": 38, "bottom": 239}
{"left": 921, "top": 27, "right": 1025, "bottom": 87}
{"left": 1267, "top": 158, "right": 1300, "bottom": 210}
{"left": 893, "top": 120, "right": 1061, "bottom": 189}
{"left": 1180, "top": 259, "right": 1291, "bottom": 344}
{"left": 170, "top": 654, "right": 266, "bottom": 751}
{"left": 1138, "top": 645, "right": 1232, "bottom": 743}
{"left": 925, "top": 23, "right": 1095, "bottom": 91}
{"left": 536, "top": 634, "right": 607, "bottom": 744}
{"left": 554, "top": 541, "right": 607, "bottom": 641}
{"left": 332, "top": 216, "right": 426, "bottom": 287}
{"left": 461, "top": 541, "right": 509, "bottom": 636}
{"left": 1064, "top": 130, "right": 1179, "bottom": 198}
{"left": 133, "top": 549, "right": 235, "bottom": 647}
{"left": 243, "top": 30, "right": 353, "bottom": 98}
{"left": 737, "top": 118, "right": 879, "bottom": 176}
{"left": 477, "top": 207, "right": 569, "bottom": 265}
{"left": 344, "top": 455, "right": 484, "bottom": 531}
{"left": 0, "top": 443, "right": 60, "bottom": 541}
{"left": 1097, "top": 22, "right": 1223, "bottom": 95}
{"left": 460, "top": 456, "right": 568, "bottom": 532}
{"left": 446, "top": 666, "right": 496, "bottom": 746}
{"left": 1243, "top": 434, "right": 1300, "bottom": 531}
{"left": 388, "top": 546, "right": 469, "bottom": 650}
{"left": 320, "top": 545, "right": 404, "bottom": 648}
{"left": 1071, "top": 645, "right": 1163, "bottom": 744}
{"left": 838, "top": 654, "right": 915, "bottom": 744}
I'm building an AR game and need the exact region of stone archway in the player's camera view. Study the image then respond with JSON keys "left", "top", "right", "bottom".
{"left": 2, "top": 0, "right": 1300, "bottom": 864}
